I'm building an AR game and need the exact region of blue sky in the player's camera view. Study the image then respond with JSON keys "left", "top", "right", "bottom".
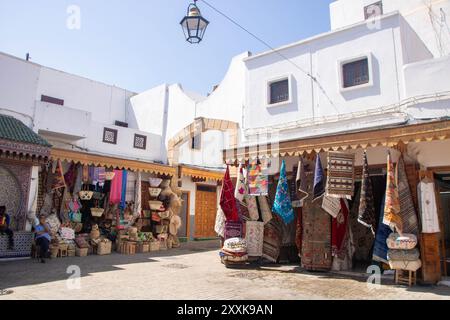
{"left": 0, "top": 0, "right": 333, "bottom": 95}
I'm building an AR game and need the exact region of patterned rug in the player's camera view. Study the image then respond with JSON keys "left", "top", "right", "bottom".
{"left": 397, "top": 158, "right": 419, "bottom": 235}
{"left": 246, "top": 221, "right": 264, "bottom": 257}
{"left": 262, "top": 218, "right": 282, "bottom": 263}
{"left": 326, "top": 152, "right": 355, "bottom": 200}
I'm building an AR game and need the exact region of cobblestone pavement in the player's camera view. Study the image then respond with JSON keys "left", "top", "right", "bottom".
{"left": 1, "top": 240, "right": 450, "bottom": 300}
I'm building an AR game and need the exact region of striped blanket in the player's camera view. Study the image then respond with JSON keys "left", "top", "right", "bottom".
{"left": 326, "top": 152, "right": 355, "bottom": 200}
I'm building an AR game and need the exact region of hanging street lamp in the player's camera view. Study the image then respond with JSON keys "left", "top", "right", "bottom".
{"left": 180, "top": 0, "right": 209, "bottom": 44}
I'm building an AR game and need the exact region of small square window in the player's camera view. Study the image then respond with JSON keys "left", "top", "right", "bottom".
{"left": 191, "top": 134, "right": 201, "bottom": 150}
{"left": 41, "top": 95, "right": 64, "bottom": 106}
{"left": 103, "top": 128, "right": 118, "bottom": 144}
{"left": 364, "top": 1, "right": 383, "bottom": 20}
{"left": 269, "top": 79, "right": 290, "bottom": 105}
{"left": 134, "top": 134, "right": 147, "bottom": 150}
{"left": 342, "top": 58, "right": 369, "bottom": 88}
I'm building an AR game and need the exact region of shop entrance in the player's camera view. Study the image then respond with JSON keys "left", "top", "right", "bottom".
{"left": 194, "top": 184, "right": 217, "bottom": 239}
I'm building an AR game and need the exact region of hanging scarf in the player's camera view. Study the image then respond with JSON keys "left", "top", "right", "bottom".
{"left": 109, "top": 170, "right": 123, "bottom": 205}
{"left": 51, "top": 160, "right": 66, "bottom": 190}
{"left": 332, "top": 199, "right": 349, "bottom": 257}
{"left": 272, "top": 160, "right": 295, "bottom": 224}
{"left": 234, "top": 165, "right": 247, "bottom": 203}
{"left": 63, "top": 162, "right": 77, "bottom": 192}
{"left": 313, "top": 154, "right": 325, "bottom": 202}
{"left": 133, "top": 171, "right": 142, "bottom": 216}
{"left": 82, "top": 165, "right": 89, "bottom": 184}
{"left": 88, "top": 166, "right": 96, "bottom": 185}
{"left": 120, "top": 170, "right": 128, "bottom": 210}
{"left": 358, "top": 151, "right": 377, "bottom": 234}
{"left": 97, "top": 167, "right": 106, "bottom": 186}
{"left": 295, "top": 157, "right": 309, "bottom": 203}
{"left": 220, "top": 166, "right": 239, "bottom": 222}
{"left": 73, "top": 164, "right": 83, "bottom": 195}
{"left": 383, "top": 152, "right": 402, "bottom": 232}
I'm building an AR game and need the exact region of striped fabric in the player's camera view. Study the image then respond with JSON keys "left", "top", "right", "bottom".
{"left": 326, "top": 152, "right": 355, "bottom": 200}
{"left": 126, "top": 171, "right": 136, "bottom": 202}
{"left": 397, "top": 158, "right": 419, "bottom": 235}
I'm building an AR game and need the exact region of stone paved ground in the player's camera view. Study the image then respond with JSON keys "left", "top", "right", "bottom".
{"left": 1, "top": 240, "right": 449, "bottom": 300}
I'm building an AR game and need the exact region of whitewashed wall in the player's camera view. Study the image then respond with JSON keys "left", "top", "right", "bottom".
{"left": 330, "top": 0, "right": 450, "bottom": 58}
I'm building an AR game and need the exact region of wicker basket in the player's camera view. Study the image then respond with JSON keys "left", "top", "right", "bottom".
{"left": 149, "top": 201, "right": 164, "bottom": 211}
{"left": 148, "top": 187, "right": 162, "bottom": 197}
{"left": 149, "top": 178, "right": 163, "bottom": 187}
{"left": 67, "top": 249, "right": 76, "bottom": 257}
{"left": 97, "top": 241, "right": 112, "bottom": 255}
{"left": 50, "top": 245, "right": 59, "bottom": 258}
{"left": 149, "top": 241, "right": 160, "bottom": 252}
{"left": 91, "top": 208, "right": 104, "bottom": 217}
{"left": 105, "top": 171, "right": 116, "bottom": 181}
{"left": 76, "top": 247, "right": 88, "bottom": 257}
{"left": 79, "top": 191, "right": 94, "bottom": 201}
{"left": 155, "top": 225, "right": 168, "bottom": 234}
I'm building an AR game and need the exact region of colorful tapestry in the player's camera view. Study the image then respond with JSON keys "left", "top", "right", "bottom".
{"left": 331, "top": 199, "right": 349, "bottom": 257}
{"left": 313, "top": 154, "right": 325, "bottom": 202}
{"left": 272, "top": 160, "right": 295, "bottom": 224}
{"left": 257, "top": 196, "right": 273, "bottom": 225}
{"left": 247, "top": 161, "right": 269, "bottom": 196}
{"left": 301, "top": 171, "right": 332, "bottom": 271}
{"left": 224, "top": 221, "right": 243, "bottom": 240}
{"left": 326, "top": 152, "right": 355, "bottom": 200}
{"left": 245, "top": 196, "right": 260, "bottom": 221}
{"left": 246, "top": 221, "right": 264, "bottom": 257}
{"left": 262, "top": 218, "right": 282, "bottom": 263}
{"left": 358, "top": 151, "right": 377, "bottom": 234}
{"left": 373, "top": 195, "right": 391, "bottom": 264}
{"left": 322, "top": 196, "right": 342, "bottom": 218}
{"left": 383, "top": 152, "right": 402, "bottom": 231}
{"left": 397, "top": 158, "right": 419, "bottom": 235}
{"left": 295, "top": 158, "right": 309, "bottom": 203}
{"left": 236, "top": 199, "right": 251, "bottom": 221}
{"left": 51, "top": 160, "right": 66, "bottom": 190}
{"left": 220, "top": 166, "right": 239, "bottom": 222}
{"left": 234, "top": 165, "right": 247, "bottom": 203}
{"left": 109, "top": 170, "right": 123, "bottom": 205}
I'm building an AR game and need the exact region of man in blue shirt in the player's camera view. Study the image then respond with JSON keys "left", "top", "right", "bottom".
{"left": 35, "top": 214, "right": 52, "bottom": 263}
{"left": 0, "top": 206, "right": 14, "bottom": 250}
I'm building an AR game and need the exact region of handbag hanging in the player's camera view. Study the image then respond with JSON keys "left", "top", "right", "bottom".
{"left": 79, "top": 184, "right": 94, "bottom": 201}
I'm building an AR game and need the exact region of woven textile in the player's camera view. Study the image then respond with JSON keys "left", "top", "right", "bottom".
{"left": 120, "top": 170, "right": 128, "bottom": 210}
{"left": 248, "top": 162, "right": 269, "bottom": 196}
{"left": 51, "top": 160, "right": 66, "bottom": 190}
{"left": 245, "top": 196, "right": 260, "bottom": 221}
{"left": 417, "top": 179, "right": 440, "bottom": 233}
{"left": 326, "top": 152, "right": 355, "bottom": 200}
{"left": 373, "top": 195, "right": 391, "bottom": 264}
{"left": 272, "top": 160, "right": 295, "bottom": 224}
{"left": 224, "top": 221, "right": 243, "bottom": 240}
{"left": 383, "top": 152, "right": 401, "bottom": 231}
{"left": 358, "top": 151, "right": 377, "bottom": 234}
{"left": 262, "top": 219, "right": 282, "bottom": 263}
{"left": 236, "top": 199, "right": 250, "bottom": 221}
{"left": 301, "top": 171, "right": 332, "bottom": 271}
{"left": 220, "top": 166, "right": 239, "bottom": 222}
{"left": 234, "top": 165, "right": 247, "bottom": 203}
{"left": 125, "top": 171, "right": 136, "bottom": 202}
{"left": 257, "top": 196, "right": 273, "bottom": 224}
{"left": 397, "top": 159, "right": 419, "bottom": 235}
{"left": 295, "top": 208, "right": 303, "bottom": 255}
{"left": 246, "top": 221, "right": 264, "bottom": 257}
{"left": 331, "top": 199, "right": 349, "bottom": 257}
{"left": 82, "top": 165, "right": 89, "bottom": 183}
{"left": 322, "top": 196, "right": 341, "bottom": 218}
{"left": 214, "top": 207, "right": 226, "bottom": 238}
{"left": 109, "top": 170, "right": 123, "bottom": 205}
{"left": 313, "top": 154, "right": 326, "bottom": 201}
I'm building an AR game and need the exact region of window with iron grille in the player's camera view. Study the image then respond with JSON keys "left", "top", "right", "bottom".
{"left": 342, "top": 58, "right": 369, "bottom": 88}
{"left": 134, "top": 134, "right": 147, "bottom": 150}
{"left": 103, "top": 128, "right": 118, "bottom": 144}
{"left": 269, "top": 79, "right": 289, "bottom": 104}
{"left": 364, "top": 1, "right": 383, "bottom": 20}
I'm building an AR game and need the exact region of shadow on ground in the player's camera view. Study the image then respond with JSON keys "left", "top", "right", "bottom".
{"left": 0, "top": 240, "right": 221, "bottom": 290}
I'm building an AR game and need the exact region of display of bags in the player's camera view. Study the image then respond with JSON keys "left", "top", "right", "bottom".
{"left": 69, "top": 211, "right": 82, "bottom": 223}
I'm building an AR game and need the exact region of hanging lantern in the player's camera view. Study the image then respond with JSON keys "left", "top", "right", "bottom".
{"left": 180, "top": 0, "right": 209, "bottom": 44}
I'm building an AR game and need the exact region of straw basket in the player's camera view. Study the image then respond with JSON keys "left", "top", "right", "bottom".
{"left": 91, "top": 208, "right": 104, "bottom": 217}
{"left": 149, "top": 201, "right": 164, "bottom": 211}
{"left": 97, "top": 241, "right": 112, "bottom": 256}
{"left": 148, "top": 187, "right": 162, "bottom": 197}
{"left": 105, "top": 171, "right": 116, "bottom": 181}
{"left": 50, "top": 245, "right": 59, "bottom": 258}
{"left": 158, "top": 211, "right": 171, "bottom": 220}
{"left": 76, "top": 247, "right": 88, "bottom": 257}
{"left": 79, "top": 191, "right": 94, "bottom": 201}
{"left": 149, "top": 241, "right": 160, "bottom": 252}
{"left": 149, "top": 178, "right": 163, "bottom": 187}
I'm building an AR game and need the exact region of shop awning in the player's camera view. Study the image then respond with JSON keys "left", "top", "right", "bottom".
{"left": 223, "top": 119, "right": 450, "bottom": 163}
{"left": 180, "top": 165, "right": 225, "bottom": 182}
{"left": 51, "top": 148, "right": 176, "bottom": 176}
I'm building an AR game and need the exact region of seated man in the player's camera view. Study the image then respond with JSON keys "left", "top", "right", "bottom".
{"left": 35, "top": 214, "right": 51, "bottom": 263}
{"left": 0, "top": 206, "right": 14, "bottom": 250}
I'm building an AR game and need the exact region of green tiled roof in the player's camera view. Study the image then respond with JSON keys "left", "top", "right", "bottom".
{"left": 0, "top": 114, "right": 51, "bottom": 147}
